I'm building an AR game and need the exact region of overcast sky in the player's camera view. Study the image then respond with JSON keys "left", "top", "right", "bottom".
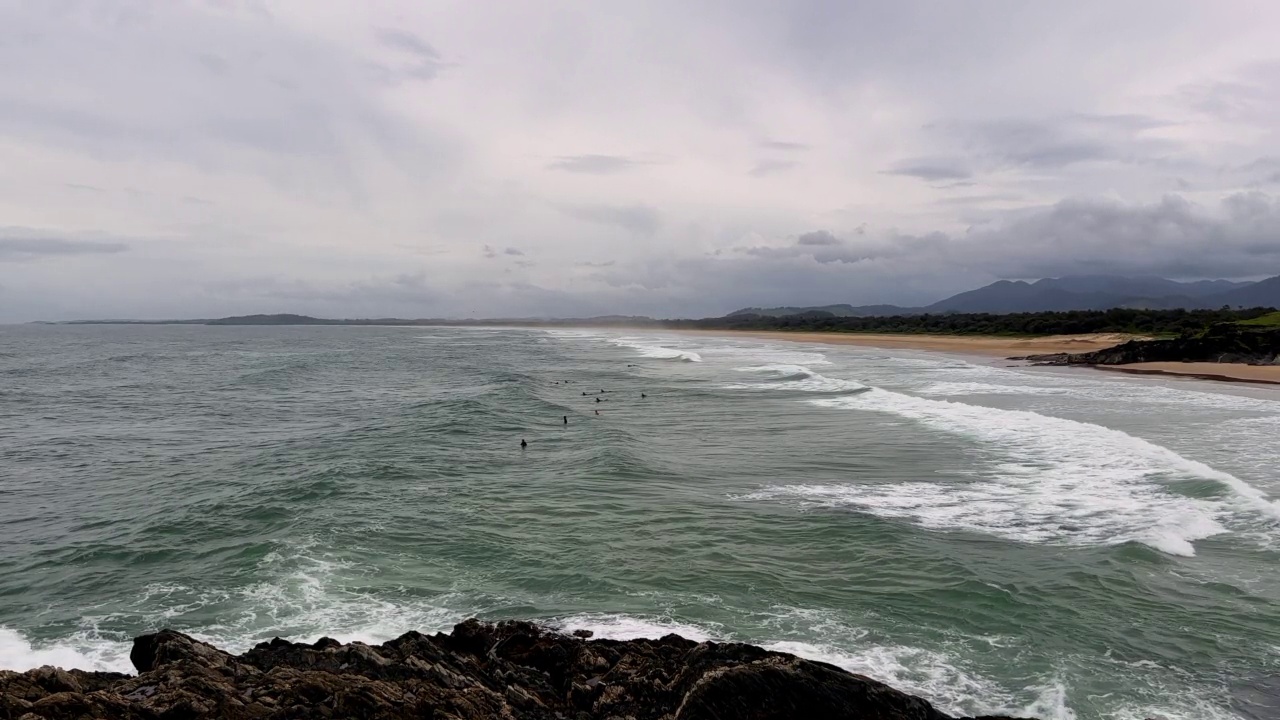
{"left": 3, "top": 0, "right": 1280, "bottom": 320}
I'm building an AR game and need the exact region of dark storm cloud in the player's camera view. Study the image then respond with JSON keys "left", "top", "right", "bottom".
{"left": 562, "top": 204, "right": 661, "bottom": 235}
{"left": 748, "top": 159, "right": 798, "bottom": 177}
{"left": 0, "top": 233, "right": 129, "bottom": 260}
{"left": 547, "top": 154, "right": 643, "bottom": 174}
{"left": 881, "top": 157, "right": 972, "bottom": 181}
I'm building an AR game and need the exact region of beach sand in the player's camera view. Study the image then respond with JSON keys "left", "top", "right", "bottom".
{"left": 672, "top": 330, "right": 1280, "bottom": 385}
{"left": 672, "top": 330, "right": 1141, "bottom": 357}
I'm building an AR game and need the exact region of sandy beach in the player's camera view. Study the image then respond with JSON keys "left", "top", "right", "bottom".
{"left": 673, "top": 330, "right": 1280, "bottom": 385}
{"left": 672, "top": 330, "right": 1143, "bottom": 357}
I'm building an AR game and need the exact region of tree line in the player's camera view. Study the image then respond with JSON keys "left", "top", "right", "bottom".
{"left": 660, "top": 307, "right": 1278, "bottom": 336}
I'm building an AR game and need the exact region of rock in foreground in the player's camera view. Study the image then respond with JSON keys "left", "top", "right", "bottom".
{"left": 0, "top": 619, "right": 1034, "bottom": 719}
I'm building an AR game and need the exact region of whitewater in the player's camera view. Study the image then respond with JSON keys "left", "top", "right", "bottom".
{"left": 2, "top": 324, "right": 1279, "bottom": 720}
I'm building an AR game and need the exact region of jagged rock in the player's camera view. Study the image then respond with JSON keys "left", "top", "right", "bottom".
{"left": 0, "top": 619, "right": 1038, "bottom": 719}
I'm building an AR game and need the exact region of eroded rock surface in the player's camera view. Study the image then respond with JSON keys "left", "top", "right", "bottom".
{"left": 1, "top": 619, "right": 1035, "bottom": 719}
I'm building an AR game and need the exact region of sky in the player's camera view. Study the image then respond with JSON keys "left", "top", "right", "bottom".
{"left": 3, "top": 0, "right": 1280, "bottom": 321}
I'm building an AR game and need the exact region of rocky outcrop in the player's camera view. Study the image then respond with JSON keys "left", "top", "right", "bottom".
{"left": 1017, "top": 325, "right": 1280, "bottom": 366}
{"left": 1, "top": 619, "right": 1034, "bottom": 719}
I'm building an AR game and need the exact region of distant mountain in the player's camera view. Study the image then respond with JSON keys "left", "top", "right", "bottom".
{"left": 1206, "top": 275, "right": 1280, "bottom": 309}
{"left": 726, "top": 275, "right": 1274, "bottom": 318}
{"left": 727, "top": 304, "right": 907, "bottom": 318}
{"left": 1029, "top": 275, "right": 1252, "bottom": 298}
{"left": 926, "top": 275, "right": 1268, "bottom": 314}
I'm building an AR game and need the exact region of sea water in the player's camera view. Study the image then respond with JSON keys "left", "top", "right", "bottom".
{"left": 2, "top": 324, "right": 1279, "bottom": 719}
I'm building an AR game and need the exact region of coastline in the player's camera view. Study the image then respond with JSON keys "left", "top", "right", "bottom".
{"left": 0, "top": 620, "right": 1029, "bottom": 720}
{"left": 668, "top": 329, "right": 1280, "bottom": 385}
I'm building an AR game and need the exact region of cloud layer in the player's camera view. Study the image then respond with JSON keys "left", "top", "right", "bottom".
{"left": 2, "top": 1, "right": 1280, "bottom": 320}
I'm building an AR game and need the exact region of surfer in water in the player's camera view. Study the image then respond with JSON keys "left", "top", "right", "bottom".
{"left": 641, "top": 393, "right": 647, "bottom": 398}
{"left": 563, "top": 415, "right": 568, "bottom": 425}
{"left": 520, "top": 439, "right": 527, "bottom": 448}
{"left": 596, "top": 397, "right": 601, "bottom": 403}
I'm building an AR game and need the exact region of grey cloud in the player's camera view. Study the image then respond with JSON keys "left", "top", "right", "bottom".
{"left": 563, "top": 204, "right": 661, "bottom": 235}
{"left": 65, "top": 183, "right": 106, "bottom": 193}
{"left": 735, "top": 229, "right": 915, "bottom": 266}
{"left": 374, "top": 28, "right": 445, "bottom": 82}
{"left": 933, "top": 193, "right": 1024, "bottom": 205}
{"left": 0, "top": 235, "right": 129, "bottom": 260}
{"left": 1239, "top": 156, "right": 1280, "bottom": 187}
{"left": 882, "top": 157, "right": 972, "bottom": 181}
{"left": 1177, "top": 62, "right": 1280, "bottom": 124}
{"left": 749, "top": 159, "right": 798, "bottom": 177}
{"left": 890, "top": 114, "right": 1184, "bottom": 185}
{"left": 503, "top": 247, "right": 524, "bottom": 256}
{"left": 547, "top": 154, "right": 642, "bottom": 174}
{"left": 375, "top": 29, "right": 441, "bottom": 61}
{"left": 197, "top": 53, "right": 229, "bottom": 75}
{"left": 208, "top": 272, "right": 442, "bottom": 309}
{"left": 796, "top": 230, "right": 841, "bottom": 246}
{"left": 576, "top": 260, "right": 616, "bottom": 268}
{"left": 951, "top": 193, "right": 1280, "bottom": 278}
{"left": 482, "top": 245, "right": 497, "bottom": 259}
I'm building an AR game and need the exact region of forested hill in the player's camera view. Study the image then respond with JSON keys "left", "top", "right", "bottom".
{"left": 663, "top": 307, "right": 1279, "bottom": 336}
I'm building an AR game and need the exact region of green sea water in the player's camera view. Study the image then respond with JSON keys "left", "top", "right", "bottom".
{"left": 2, "top": 324, "right": 1279, "bottom": 719}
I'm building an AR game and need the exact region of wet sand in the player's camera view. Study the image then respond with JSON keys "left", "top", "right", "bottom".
{"left": 673, "top": 330, "right": 1280, "bottom": 385}
{"left": 1094, "top": 362, "right": 1280, "bottom": 385}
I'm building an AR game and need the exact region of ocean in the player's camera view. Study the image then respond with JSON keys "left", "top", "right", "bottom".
{"left": 2, "top": 324, "right": 1278, "bottom": 719}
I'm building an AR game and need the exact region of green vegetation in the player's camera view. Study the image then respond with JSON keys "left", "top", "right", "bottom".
{"left": 662, "top": 307, "right": 1278, "bottom": 336}
{"left": 1238, "top": 311, "right": 1280, "bottom": 327}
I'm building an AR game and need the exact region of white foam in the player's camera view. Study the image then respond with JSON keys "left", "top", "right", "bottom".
{"left": 610, "top": 337, "right": 702, "bottom": 362}
{"left": 922, "top": 381, "right": 1072, "bottom": 396}
{"left": 0, "top": 627, "right": 133, "bottom": 673}
{"left": 744, "top": 388, "right": 1280, "bottom": 555}
{"left": 724, "top": 364, "right": 869, "bottom": 394}
{"left": 551, "top": 612, "right": 1027, "bottom": 718}
{"left": 760, "top": 640, "right": 1034, "bottom": 718}
{"left": 550, "top": 613, "right": 715, "bottom": 642}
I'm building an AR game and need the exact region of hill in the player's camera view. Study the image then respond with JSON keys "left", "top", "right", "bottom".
{"left": 1208, "top": 275, "right": 1280, "bottom": 309}
{"left": 731, "top": 275, "right": 1274, "bottom": 318}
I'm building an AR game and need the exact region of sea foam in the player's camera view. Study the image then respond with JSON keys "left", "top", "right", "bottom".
{"left": 727, "top": 363, "right": 1279, "bottom": 556}
{"left": 610, "top": 337, "right": 702, "bottom": 362}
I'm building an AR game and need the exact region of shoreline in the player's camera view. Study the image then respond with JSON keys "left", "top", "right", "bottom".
{"left": 0, "top": 620, "right": 1025, "bottom": 720}
{"left": 667, "top": 329, "right": 1280, "bottom": 386}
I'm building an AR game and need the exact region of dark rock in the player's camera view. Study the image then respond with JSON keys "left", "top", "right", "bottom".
{"left": 571, "top": 629, "right": 594, "bottom": 639}
{"left": 1016, "top": 325, "right": 1280, "bottom": 367}
{"left": 0, "top": 619, "right": 1039, "bottom": 719}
